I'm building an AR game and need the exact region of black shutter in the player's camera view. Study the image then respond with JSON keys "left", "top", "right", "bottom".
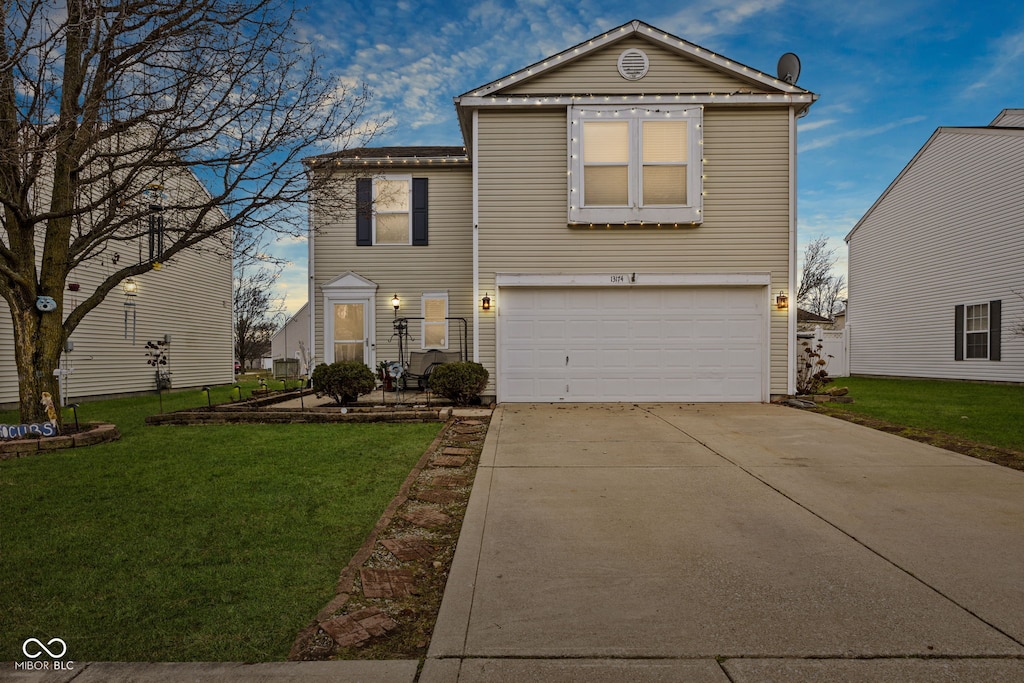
{"left": 412, "top": 178, "right": 428, "bottom": 246}
{"left": 356, "top": 178, "right": 372, "bottom": 246}
{"left": 954, "top": 305, "right": 964, "bottom": 361}
{"left": 989, "top": 300, "right": 1001, "bottom": 361}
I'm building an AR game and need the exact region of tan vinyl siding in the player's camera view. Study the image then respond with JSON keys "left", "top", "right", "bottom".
{"left": 475, "top": 106, "right": 792, "bottom": 396}
{"left": 501, "top": 37, "right": 759, "bottom": 96}
{"left": 847, "top": 128, "right": 1024, "bottom": 382}
{"left": 0, "top": 243, "right": 233, "bottom": 408}
{"left": 312, "top": 166, "right": 474, "bottom": 368}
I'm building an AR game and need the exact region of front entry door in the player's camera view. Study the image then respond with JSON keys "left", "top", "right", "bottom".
{"left": 333, "top": 302, "right": 368, "bottom": 363}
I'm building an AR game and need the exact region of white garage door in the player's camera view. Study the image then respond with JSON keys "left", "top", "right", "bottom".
{"left": 498, "top": 287, "right": 766, "bottom": 402}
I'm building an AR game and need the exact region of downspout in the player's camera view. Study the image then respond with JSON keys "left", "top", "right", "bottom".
{"left": 307, "top": 174, "right": 316, "bottom": 373}
{"left": 472, "top": 109, "right": 480, "bottom": 363}
{"left": 787, "top": 106, "right": 797, "bottom": 396}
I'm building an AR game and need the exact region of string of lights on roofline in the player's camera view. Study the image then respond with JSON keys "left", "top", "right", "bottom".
{"left": 469, "top": 21, "right": 809, "bottom": 97}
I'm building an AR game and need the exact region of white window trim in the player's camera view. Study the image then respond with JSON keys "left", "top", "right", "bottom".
{"left": 421, "top": 291, "right": 449, "bottom": 350}
{"left": 373, "top": 174, "right": 413, "bottom": 245}
{"left": 964, "top": 302, "right": 989, "bottom": 360}
{"left": 568, "top": 104, "right": 703, "bottom": 225}
{"left": 321, "top": 272, "right": 377, "bottom": 367}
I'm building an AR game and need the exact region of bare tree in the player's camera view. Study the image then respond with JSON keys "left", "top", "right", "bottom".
{"left": 233, "top": 235, "right": 284, "bottom": 370}
{"left": 0, "top": 0, "right": 383, "bottom": 423}
{"left": 797, "top": 236, "right": 846, "bottom": 318}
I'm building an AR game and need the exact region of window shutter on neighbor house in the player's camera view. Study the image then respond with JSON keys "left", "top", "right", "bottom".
{"left": 412, "top": 178, "right": 428, "bottom": 246}
{"left": 990, "top": 299, "right": 1001, "bottom": 361}
{"left": 954, "top": 305, "right": 964, "bottom": 361}
{"left": 356, "top": 178, "right": 372, "bottom": 246}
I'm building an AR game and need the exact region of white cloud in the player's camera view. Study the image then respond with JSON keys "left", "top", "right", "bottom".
{"left": 965, "top": 27, "right": 1024, "bottom": 94}
{"left": 799, "top": 115, "right": 926, "bottom": 152}
{"left": 798, "top": 118, "right": 837, "bottom": 133}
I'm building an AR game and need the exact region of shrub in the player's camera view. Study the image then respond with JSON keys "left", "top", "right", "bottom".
{"left": 311, "top": 361, "right": 376, "bottom": 405}
{"left": 429, "top": 362, "right": 489, "bottom": 406}
{"left": 795, "top": 338, "right": 833, "bottom": 395}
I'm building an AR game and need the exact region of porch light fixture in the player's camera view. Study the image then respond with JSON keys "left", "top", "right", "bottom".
{"left": 776, "top": 290, "right": 789, "bottom": 310}
{"left": 123, "top": 278, "right": 138, "bottom": 296}
{"left": 481, "top": 292, "right": 491, "bottom": 311}
{"left": 391, "top": 294, "right": 401, "bottom": 313}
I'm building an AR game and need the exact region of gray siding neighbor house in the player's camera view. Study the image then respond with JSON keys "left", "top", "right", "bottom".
{"left": 307, "top": 19, "right": 817, "bottom": 402}
{"left": 845, "top": 109, "right": 1024, "bottom": 383}
{"left": 0, "top": 173, "right": 234, "bottom": 408}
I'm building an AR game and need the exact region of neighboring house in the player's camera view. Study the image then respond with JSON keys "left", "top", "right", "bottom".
{"left": 832, "top": 308, "right": 846, "bottom": 330}
{"left": 0, "top": 183, "right": 234, "bottom": 409}
{"left": 797, "top": 308, "right": 834, "bottom": 332}
{"left": 270, "top": 302, "right": 311, "bottom": 373}
{"left": 307, "top": 20, "right": 817, "bottom": 402}
{"left": 845, "top": 109, "right": 1024, "bottom": 383}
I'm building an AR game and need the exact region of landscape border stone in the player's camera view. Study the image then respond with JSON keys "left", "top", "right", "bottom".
{"left": 0, "top": 422, "right": 120, "bottom": 459}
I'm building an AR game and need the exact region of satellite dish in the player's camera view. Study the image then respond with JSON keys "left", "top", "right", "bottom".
{"left": 777, "top": 52, "right": 801, "bottom": 85}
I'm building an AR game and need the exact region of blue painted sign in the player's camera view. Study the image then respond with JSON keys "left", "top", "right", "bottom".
{"left": 0, "top": 422, "right": 59, "bottom": 440}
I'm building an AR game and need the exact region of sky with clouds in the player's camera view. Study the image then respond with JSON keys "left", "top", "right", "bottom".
{"left": 270, "top": 0, "right": 1024, "bottom": 315}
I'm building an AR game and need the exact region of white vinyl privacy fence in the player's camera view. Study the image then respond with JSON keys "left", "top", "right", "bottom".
{"left": 796, "top": 325, "right": 849, "bottom": 378}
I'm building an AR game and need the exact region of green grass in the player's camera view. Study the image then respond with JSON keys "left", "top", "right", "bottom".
{"left": 826, "top": 377, "right": 1024, "bottom": 451}
{"left": 0, "top": 384, "right": 442, "bottom": 662}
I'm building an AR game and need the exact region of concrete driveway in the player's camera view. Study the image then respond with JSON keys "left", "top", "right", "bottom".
{"left": 423, "top": 403, "right": 1024, "bottom": 682}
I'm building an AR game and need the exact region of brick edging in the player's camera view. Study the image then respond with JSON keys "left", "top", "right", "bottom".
{"left": 288, "top": 418, "right": 455, "bottom": 660}
{"left": 0, "top": 423, "right": 121, "bottom": 460}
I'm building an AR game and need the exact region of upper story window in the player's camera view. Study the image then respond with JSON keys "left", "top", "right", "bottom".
{"left": 356, "top": 176, "right": 429, "bottom": 246}
{"left": 373, "top": 177, "right": 411, "bottom": 245}
{"left": 569, "top": 105, "right": 702, "bottom": 225}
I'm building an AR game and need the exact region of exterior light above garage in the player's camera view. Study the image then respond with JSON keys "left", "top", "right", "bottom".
{"left": 776, "top": 290, "right": 789, "bottom": 310}
{"left": 481, "top": 293, "right": 491, "bottom": 311}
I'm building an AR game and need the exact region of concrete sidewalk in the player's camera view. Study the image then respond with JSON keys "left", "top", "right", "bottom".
{"left": 424, "top": 403, "right": 1024, "bottom": 681}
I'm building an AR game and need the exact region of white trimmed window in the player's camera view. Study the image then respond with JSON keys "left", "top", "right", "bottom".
{"left": 965, "top": 303, "right": 989, "bottom": 359}
{"left": 422, "top": 292, "right": 448, "bottom": 349}
{"left": 569, "top": 105, "right": 703, "bottom": 225}
{"left": 373, "top": 175, "right": 412, "bottom": 245}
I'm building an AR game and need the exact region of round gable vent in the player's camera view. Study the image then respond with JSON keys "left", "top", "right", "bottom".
{"left": 617, "top": 48, "right": 650, "bottom": 81}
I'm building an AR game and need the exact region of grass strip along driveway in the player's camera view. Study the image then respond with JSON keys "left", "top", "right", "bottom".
{"left": 0, "top": 385, "right": 442, "bottom": 662}
{"left": 817, "top": 376, "right": 1024, "bottom": 470}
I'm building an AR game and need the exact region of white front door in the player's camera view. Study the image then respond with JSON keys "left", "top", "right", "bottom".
{"left": 331, "top": 301, "right": 371, "bottom": 365}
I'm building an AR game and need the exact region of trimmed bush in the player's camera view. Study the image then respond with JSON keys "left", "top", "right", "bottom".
{"left": 311, "top": 361, "right": 376, "bottom": 405}
{"left": 429, "top": 362, "right": 489, "bottom": 406}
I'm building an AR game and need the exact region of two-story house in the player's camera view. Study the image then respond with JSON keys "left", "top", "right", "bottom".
{"left": 307, "top": 20, "right": 817, "bottom": 403}
{"left": 846, "top": 110, "right": 1024, "bottom": 383}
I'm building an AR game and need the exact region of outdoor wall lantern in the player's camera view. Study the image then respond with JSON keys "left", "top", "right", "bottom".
{"left": 391, "top": 294, "right": 401, "bottom": 314}
{"left": 481, "top": 292, "right": 491, "bottom": 311}
{"left": 776, "top": 290, "right": 789, "bottom": 310}
{"left": 123, "top": 278, "right": 139, "bottom": 297}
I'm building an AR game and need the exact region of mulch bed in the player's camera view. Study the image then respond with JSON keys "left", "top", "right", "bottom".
{"left": 289, "top": 416, "right": 488, "bottom": 660}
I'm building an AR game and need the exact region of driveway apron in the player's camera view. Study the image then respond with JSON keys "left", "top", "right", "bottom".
{"left": 424, "top": 403, "right": 1024, "bottom": 682}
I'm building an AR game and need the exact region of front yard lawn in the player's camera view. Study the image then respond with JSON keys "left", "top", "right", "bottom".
{"left": 819, "top": 377, "right": 1024, "bottom": 464}
{"left": 0, "top": 387, "right": 442, "bottom": 662}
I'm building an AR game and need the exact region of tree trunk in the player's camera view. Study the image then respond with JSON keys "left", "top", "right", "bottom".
{"left": 10, "top": 301, "right": 64, "bottom": 426}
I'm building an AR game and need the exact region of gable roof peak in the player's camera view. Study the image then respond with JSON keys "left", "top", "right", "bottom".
{"left": 459, "top": 19, "right": 815, "bottom": 100}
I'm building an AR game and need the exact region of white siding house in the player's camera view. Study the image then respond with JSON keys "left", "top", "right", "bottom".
{"left": 845, "top": 110, "right": 1024, "bottom": 382}
{"left": 270, "top": 302, "right": 310, "bottom": 370}
{"left": 1, "top": 164, "right": 235, "bottom": 408}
